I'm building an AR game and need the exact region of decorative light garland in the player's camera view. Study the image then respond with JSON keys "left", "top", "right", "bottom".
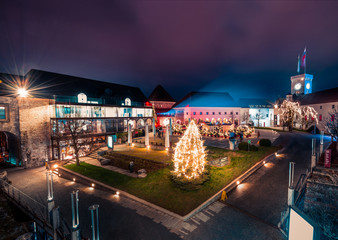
{"left": 173, "top": 121, "right": 206, "bottom": 180}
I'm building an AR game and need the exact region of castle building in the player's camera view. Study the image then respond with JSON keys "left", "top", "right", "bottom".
{"left": 0, "top": 69, "right": 153, "bottom": 167}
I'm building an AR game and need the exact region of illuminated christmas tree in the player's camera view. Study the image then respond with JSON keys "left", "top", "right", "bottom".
{"left": 173, "top": 121, "right": 206, "bottom": 180}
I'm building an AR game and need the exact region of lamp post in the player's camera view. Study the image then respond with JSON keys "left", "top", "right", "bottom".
{"left": 165, "top": 125, "right": 170, "bottom": 149}
{"left": 127, "top": 123, "right": 132, "bottom": 145}
{"left": 320, "top": 130, "right": 324, "bottom": 155}
{"left": 288, "top": 162, "right": 295, "bottom": 206}
{"left": 46, "top": 171, "right": 59, "bottom": 239}
{"left": 145, "top": 124, "right": 149, "bottom": 147}
{"left": 152, "top": 118, "right": 156, "bottom": 138}
{"left": 71, "top": 190, "right": 80, "bottom": 240}
{"left": 89, "top": 204, "right": 100, "bottom": 240}
{"left": 311, "top": 138, "right": 316, "bottom": 171}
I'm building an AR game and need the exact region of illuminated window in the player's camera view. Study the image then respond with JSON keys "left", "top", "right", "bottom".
{"left": 77, "top": 93, "right": 87, "bottom": 103}
{"left": 319, "top": 115, "right": 322, "bottom": 121}
{"left": 125, "top": 98, "right": 131, "bottom": 106}
{"left": 0, "top": 106, "right": 6, "bottom": 120}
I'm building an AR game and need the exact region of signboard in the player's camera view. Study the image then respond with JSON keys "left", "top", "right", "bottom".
{"left": 248, "top": 140, "right": 251, "bottom": 144}
{"left": 324, "top": 149, "right": 331, "bottom": 168}
{"left": 289, "top": 207, "right": 318, "bottom": 240}
{"left": 107, "top": 136, "right": 114, "bottom": 149}
{"left": 221, "top": 191, "right": 227, "bottom": 201}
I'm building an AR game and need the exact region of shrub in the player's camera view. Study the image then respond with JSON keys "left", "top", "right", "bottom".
{"left": 249, "top": 145, "right": 258, "bottom": 151}
{"left": 171, "top": 168, "right": 210, "bottom": 191}
{"left": 259, "top": 139, "right": 271, "bottom": 147}
{"left": 238, "top": 142, "right": 249, "bottom": 150}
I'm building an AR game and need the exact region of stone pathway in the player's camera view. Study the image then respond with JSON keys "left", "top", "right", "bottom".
{"left": 113, "top": 193, "right": 225, "bottom": 239}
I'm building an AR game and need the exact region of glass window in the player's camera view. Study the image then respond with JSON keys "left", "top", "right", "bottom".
{"left": 186, "top": 112, "right": 188, "bottom": 115}
{"left": 212, "top": 112, "right": 215, "bottom": 115}
{"left": 224, "top": 112, "right": 227, "bottom": 114}
{"left": 200, "top": 112, "right": 202, "bottom": 115}
{"left": 230, "top": 112, "right": 233, "bottom": 115}
{"left": 206, "top": 112, "right": 209, "bottom": 115}
{"left": 319, "top": 115, "right": 322, "bottom": 121}
{"left": 219, "top": 112, "right": 221, "bottom": 115}
{"left": 320, "top": 105, "right": 322, "bottom": 109}
{"left": 193, "top": 112, "right": 196, "bottom": 115}
{"left": 0, "top": 107, "right": 6, "bottom": 120}
{"left": 333, "top": 105, "right": 335, "bottom": 109}
{"left": 236, "top": 112, "right": 238, "bottom": 115}
{"left": 125, "top": 98, "right": 131, "bottom": 106}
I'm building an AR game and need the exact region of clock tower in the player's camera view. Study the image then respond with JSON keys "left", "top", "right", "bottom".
{"left": 290, "top": 73, "right": 313, "bottom": 95}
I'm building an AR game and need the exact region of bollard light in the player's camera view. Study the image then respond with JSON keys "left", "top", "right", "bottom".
{"left": 91, "top": 183, "right": 95, "bottom": 188}
{"left": 236, "top": 181, "right": 240, "bottom": 185}
{"left": 73, "top": 178, "right": 76, "bottom": 182}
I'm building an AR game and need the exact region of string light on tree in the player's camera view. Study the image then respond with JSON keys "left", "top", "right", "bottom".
{"left": 173, "top": 120, "right": 206, "bottom": 180}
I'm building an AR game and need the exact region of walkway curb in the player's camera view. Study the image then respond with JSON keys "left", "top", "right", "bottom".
{"left": 58, "top": 166, "right": 184, "bottom": 220}
{"left": 59, "top": 149, "right": 281, "bottom": 221}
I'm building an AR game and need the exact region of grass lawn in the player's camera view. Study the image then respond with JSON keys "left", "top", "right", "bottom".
{"left": 65, "top": 146, "right": 279, "bottom": 216}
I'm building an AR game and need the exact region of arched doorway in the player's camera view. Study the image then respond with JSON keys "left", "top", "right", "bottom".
{"left": 0, "top": 131, "right": 20, "bottom": 166}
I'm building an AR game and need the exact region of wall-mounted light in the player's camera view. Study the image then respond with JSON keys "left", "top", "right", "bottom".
{"left": 17, "top": 88, "right": 28, "bottom": 97}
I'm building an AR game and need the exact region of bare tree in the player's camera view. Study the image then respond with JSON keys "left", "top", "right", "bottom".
{"left": 242, "top": 112, "right": 250, "bottom": 125}
{"left": 279, "top": 100, "right": 301, "bottom": 131}
{"left": 300, "top": 106, "right": 318, "bottom": 130}
{"left": 254, "top": 109, "right": 265, "bottom": 127}
{"left": 56, "top": 119, "right": 94, "bottom": 166}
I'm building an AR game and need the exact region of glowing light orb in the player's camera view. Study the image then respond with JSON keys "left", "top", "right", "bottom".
{"left": 17, "top": 88, "right": 28, "bottom": 97}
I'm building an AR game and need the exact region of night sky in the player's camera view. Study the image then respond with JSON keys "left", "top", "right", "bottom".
{"left": 1, "top": 1, "right": 338, "bottom": 101}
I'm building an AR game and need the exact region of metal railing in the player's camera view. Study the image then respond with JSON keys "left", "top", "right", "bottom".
{"left": 0, "top": 178, "right": 47, "bottom": 221}
{"left": 0, "top": 178, "right": 71, "bottom": 239}
{"left": 294, "top": 170, "right": 311, "bottom": 205}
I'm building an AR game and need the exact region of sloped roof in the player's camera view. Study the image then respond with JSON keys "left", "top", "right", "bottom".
{"left": 148, "top": 85, "right": 175, "bottom": 102}
{"left": 0, "top": 69, "right": 148, "bottom": 105}
{"left": 173, "top": 92, "right": 238, "bottom": 108}
{"left": 297, "top": 87, "right": 338, "bottom": 105}
{"left": 237, "top": 98, "right": 273, "bottom": 108}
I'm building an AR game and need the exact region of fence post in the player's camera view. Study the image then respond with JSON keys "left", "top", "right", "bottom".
{"left": 71, "top": 190, "right": 80, "bottom": 240}
{"left": 89, "top": 204, "right": 100, "bottom": 240}
{"left": 311, "top": 138, "right": 317, "bottom": 172}
{"left": 288, "top": 162, "right": 295, "bottom": 206}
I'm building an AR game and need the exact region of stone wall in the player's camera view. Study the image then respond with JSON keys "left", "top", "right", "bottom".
{"left": 18, "top": 97, "right": 55, "bottom": 167}
{"left": 0, "top": 96, "right": 21, "bottom": 165}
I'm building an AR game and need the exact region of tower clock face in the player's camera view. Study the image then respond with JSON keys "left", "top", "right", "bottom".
{"left": 294, "top": 83, "right": 302, "bottom": 90}
{"left": 306, "top": 83, "right": 311, "bottom": 89}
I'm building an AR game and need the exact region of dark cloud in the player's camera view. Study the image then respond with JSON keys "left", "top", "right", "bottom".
{"left": 1, "top": 0, "right": 338, "bottom": 101}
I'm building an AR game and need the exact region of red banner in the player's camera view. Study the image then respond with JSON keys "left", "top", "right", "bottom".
{"left": 325, "top": 149, "right": 331, "bottom": 168}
